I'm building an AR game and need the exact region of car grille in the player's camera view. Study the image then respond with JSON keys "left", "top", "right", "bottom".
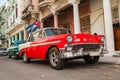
{"left": 72, "top": 44, "right": 101, "bottom": 52}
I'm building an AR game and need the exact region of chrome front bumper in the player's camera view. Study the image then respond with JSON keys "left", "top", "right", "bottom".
{"left": 59, "top": 44, "right": 104, "bottom": 59}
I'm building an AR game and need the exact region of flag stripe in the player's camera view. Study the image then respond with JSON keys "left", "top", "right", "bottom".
{"left": 26, "top": 20, "right": 40, "bottom": 34}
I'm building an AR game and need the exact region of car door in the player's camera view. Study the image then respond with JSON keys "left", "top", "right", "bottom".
{"left": 25, "top": 34, "right": 35, "bottom": 58}
{"left": 30, "top": 30, "right": 44, "bottom": 58}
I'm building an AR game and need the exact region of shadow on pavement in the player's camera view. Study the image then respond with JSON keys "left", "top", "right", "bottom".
{"left": 20, "top": 58, "right": 120, "bottom": 69}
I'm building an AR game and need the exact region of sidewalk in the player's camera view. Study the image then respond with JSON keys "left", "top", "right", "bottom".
{"left": 103, "top": 51, "right": 120, "bottom": 57}
{"left": 100, "top": 56, "right": 120, "bottom": 64}
{"left": 113, "top": 51, "right": 120, "bottom": 57}
{"left": 100, "top": 51, "right": 120, "bottom": 64}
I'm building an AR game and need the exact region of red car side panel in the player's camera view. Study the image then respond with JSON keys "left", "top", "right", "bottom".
{"left": 19, "top": 33, "right": 104, "bottom": 60}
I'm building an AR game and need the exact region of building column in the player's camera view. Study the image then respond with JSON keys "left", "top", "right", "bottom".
{"left": 118, "top": 0, "right": 120, "bottom": 24}
{"left": 39, "top": 11, "right": 44, "bottom": 29}
{"left": 53, "top": 12, "right": 59, "bottom": 28}
{"left": 32, "top": 0, "right": 39, "bottom": 11}
{"left": 40, "top": 19, "right": 44, "bottom": 29}
{"left": 11, "top": 36, "right": 14, "bottom": 42}
{"left": 69, "top": 0, "right": 81, "bottom": 33}
{"left": 19, "top": 32, "right": 22, "bottom": 40}
{"left": 8, "top": 38, "right": 11, "bottom": 47}
{"left": 103, "top": 0, "right": 115, "bottom": 54}
{"left": 15, "top": 34, "right": 17, "bottom": 40}
{"left": 24, "top": 29, "right": 27, "bottom": 40}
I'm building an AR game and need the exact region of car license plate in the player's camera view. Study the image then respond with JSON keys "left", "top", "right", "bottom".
{"left": 89, "top": 52, "right": 100, "bottom": 56}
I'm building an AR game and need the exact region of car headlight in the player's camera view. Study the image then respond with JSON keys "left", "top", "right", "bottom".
{"left": 100, "top": 37, "right": 105, "bottom": 42}
{"left": 66, "top": 36, "right": 73, "bottom": 43}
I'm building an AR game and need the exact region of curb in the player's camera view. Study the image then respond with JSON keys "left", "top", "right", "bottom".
{"left": 113, "top": 54, "right": 120, "bottom": 57}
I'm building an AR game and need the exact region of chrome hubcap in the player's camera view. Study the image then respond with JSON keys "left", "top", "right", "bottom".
{"left": 23, "top": 53, "right": 27, "bottom": 61}
{"left": 50, "top": 52, "right": 59, "bottom": 67}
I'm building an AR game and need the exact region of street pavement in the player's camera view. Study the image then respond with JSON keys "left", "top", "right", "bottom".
{"left": 0, "top": 55, "right": 120, "bottom": 80}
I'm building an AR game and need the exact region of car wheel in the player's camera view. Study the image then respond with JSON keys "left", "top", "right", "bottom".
{"left": 3, "top": 53, "right": 7, "bottom": 56}
{"left": 48, "top": 47, "right": 65, "bottom": 70}
{"left": 8, "top": 55, "right": 12, "bottom": 59}
{"left": 83, "top": 56, "right": 100, "bottom": 64}
{"left": 23, "top": 53, "right": 31, "bottom": 63}
{"left": 14, "top": 53, "right": 19, "bottom": 60}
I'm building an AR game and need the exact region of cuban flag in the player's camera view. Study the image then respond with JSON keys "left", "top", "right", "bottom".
{"left": 30, "top": 20, "right": 40, "bottom": 34}
{"left": 25, "top": 22, "right": 35, "bottom": 33}
{"left": 26, "top": 20, "right": 40, "bottom": 34}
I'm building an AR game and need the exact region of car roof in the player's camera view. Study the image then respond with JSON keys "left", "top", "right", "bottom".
{"left": 43, "top": 27, "right": 70, "bottom": 30}
{"left": 13, "top": 40, "right": 25, "bottom": 43}
{"left": 32, "top": 27, "right": 70, "bottom": 34}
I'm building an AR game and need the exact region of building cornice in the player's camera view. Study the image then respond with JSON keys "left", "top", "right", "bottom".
{"left": 6, "top": 21, "right": 25, "bottom": 34}
{"left": 39, "top": 0, "right": 56, "bottom": 9}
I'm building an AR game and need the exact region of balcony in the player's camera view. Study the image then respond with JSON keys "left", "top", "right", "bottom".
{"left": 5, "top": 21, "right": 25, "bottom": 34}
{"left": 0, "top": 16, "right": 5, "bottom": 24}
{"left": 21, "top": 4, "right": 33, "bottom": 20}
{"left": 39, "top": 0, "right": 70, "bottom": 12}
{"left": 39, "top": 0, "right": 56, "bottom": 8}
{"left": 22, "top": 4, "right": 40, "bottom": 20}
{"left": 6, "top": 23, "right": 15, "bottom": 34}
{"left": 0, "top": 34, "right": 6, "bottom": 40}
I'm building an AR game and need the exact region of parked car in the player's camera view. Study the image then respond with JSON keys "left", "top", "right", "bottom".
{"left": 0, "top": 48, "right": 7, "bottom": 56}
{"left": 19, "top": 28, "right": 105, "bottom": 70}
{"left": 7, "top": 40, "right": 25, "bottom": 59}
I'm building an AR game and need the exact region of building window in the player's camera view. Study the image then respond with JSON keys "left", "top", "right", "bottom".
{"left": 80, "top": 15, "right": 91, "bottom": 33}
{"left": 112, "top": 6, "right": 119, "bottom": 19}
{"left": 16, "top": 4, "right": 18, "bottom": 18}
{"left": 13, "top": 36, "right": 15, "bottom": 41}
{"left": 29, "top": 0, "right": 32, "bottom": 5}
{"left": 13, "top": 15, "right": 15, "bottom": 23}
{"left": 21, "top": 31, "right": 24, "bottom": 40}
{"left": 63, "top": 22, "right": 70, "bottom": 29}
{"left": 10, "top": 18, "right": 12, "bottom": 25}
{"left": 17, "top": 33, "right": 19, "bottom": 40}
{"left": 112, "top": 6, "right": 119, "bottom": 24}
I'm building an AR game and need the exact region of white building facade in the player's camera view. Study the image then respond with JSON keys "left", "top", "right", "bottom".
{"left": 90, "top": 0, "right": 120, "bottom": 55}
{"left": 6, "top": 0, "right": 25, "bottom": 47}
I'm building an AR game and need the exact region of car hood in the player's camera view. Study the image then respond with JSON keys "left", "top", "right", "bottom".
{"left": 7, "top": 46, "right": 18, "bottom": 50}
{"left": 71, "top": 33, "right": 103, "bottom": 44}
{"left": 42, "top": 33, "right": 103, "bottom": 44}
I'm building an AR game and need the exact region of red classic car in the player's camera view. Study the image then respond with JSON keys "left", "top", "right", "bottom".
{"left": 19, "top": 28, "right": 105, "bottom": 69}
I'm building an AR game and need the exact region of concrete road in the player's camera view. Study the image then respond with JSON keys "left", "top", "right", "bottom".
{"left": 0, "top": 55, "right": 120, "bottom": 80}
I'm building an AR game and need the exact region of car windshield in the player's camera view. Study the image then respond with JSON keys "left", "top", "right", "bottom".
{"left": 11, "top": 40, "right": 24, "bottom": 46}
{"left": 45, "top": 28, "right": 71, "bottom": 36}
{"left": 10, "top": 43, "right": 18, "bottom": 46}
{"left": 14, "top": 42, "right": 23, "bottom": 46}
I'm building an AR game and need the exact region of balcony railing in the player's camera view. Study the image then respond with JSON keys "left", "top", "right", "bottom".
{"left": 39, "top": 0, "right": 56, "bottom": 8}
{"left": 6, "top": 23, "right": 15, "bottom": 34}
{"left": 21, "top": 4, "right": 33, "bottom": 20}
{"left": 0, "top": 34, "right": 6, "bottom": 40}
{"left": 6, "top": 20, "right": 25, "bottom": 34}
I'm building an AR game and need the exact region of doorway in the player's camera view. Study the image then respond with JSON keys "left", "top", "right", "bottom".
{"left": 113, "top": 23, "right": 120, "bottom": 50}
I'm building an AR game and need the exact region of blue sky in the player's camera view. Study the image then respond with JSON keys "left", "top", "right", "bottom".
{"left": 0, "top": 0, "right": 7, "bottom": 6}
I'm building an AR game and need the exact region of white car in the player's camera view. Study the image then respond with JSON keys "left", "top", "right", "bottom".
{"left": 0, "top": 48, "right": 7, "bottom": 56}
